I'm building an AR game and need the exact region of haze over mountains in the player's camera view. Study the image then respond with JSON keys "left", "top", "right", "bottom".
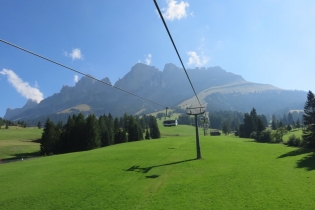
{"left": 4, "top": 63, "right": 306, "bottom": 122}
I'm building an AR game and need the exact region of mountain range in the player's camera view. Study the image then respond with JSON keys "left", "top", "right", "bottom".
{"left": 4, "top": 63, "right": 307, "bottom": 122}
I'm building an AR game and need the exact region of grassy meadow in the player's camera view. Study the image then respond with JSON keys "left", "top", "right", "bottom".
{"left": 1, "top": 121, "right": 315, "bottom": 209}
{"left": 0, "top": 126, "right": 42, "bottom": 160}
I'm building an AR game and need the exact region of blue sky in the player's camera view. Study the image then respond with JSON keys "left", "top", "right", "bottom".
{"left": 1, "top": 0, "right": 315, "bottom": 118}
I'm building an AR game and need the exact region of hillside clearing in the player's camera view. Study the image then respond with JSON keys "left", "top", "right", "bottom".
{"left": 1, "top": 132, "right": 314, "bottom": 209}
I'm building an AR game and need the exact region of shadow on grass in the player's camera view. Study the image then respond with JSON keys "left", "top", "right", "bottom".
{"left": 244, "top": 140, "right": 282, "bottom": 144}
{"left": 277, "top": 148, "right": 313, "bottom": 158}
{"left": 296, "top": 152, "right": 315, "bottom": 171}
{"left": 277, "top": 147, "right": 315, "bottom": 171}
{"left": 2, "top": 151, "right": 41, "bottom": 161}
{"left": 145, "top": 174, "right": 160, "bottom": 179}
{"left": 126, "top": 158, "right": 197, "bottom": 174}
{"left": 19, "top": 139, "right": 41, "bottom": 143}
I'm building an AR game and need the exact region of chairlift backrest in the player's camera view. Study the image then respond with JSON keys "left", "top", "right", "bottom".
{"left": 163, "top": 119, "right": 178, "bottom": 127}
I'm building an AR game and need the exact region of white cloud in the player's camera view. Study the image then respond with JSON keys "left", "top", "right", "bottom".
{"left": 162, "top": 0, "right": 189, "bottom": 21}
{"left": 64, "top": 48, "right": 84, "bottom": 60}
{"left": 0, "top": 69, "right": 44, "bottom": 103}
{"left": 145, "top": 54, "right": 152, "bottom": 65}
{"left": 187, "top": 51, "right": 209, "bottom": 67}
{"left": 74, "top": 75, "right": 79, "bottom": 83}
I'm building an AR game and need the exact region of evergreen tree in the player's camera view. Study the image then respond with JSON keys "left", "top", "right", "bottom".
{"left": 279, "top": 121, "right": 283, "bottom": 128}
{"left": 302, "top": 90, "right": 315, "bottom": 147}
{"left": 85, "top": 114, "right": 101, "bottom": 150}
{"left": 0, "top": 118, "right": 3, "bottom": 129}
{"left": 74, "top": 113, "right": 86, "bottom": 151}
{"left": 258, "top": 114, "right": 268, "bottom": 127}
{"left": 239, "top": 124, "right": 245, "bottom": 138}
{"left": 145, "top": 128, "right": 150, "bottom": 139}
{"left": 296, "top": 119, "right": 301, "bottom": 129}
{"left": 287, "top": 112, "right": 294, "bottom": 125}
{"left": 114, "top": 117, "right": 127, "bottom": 144}
{"left": 149, "top": 116, "right": 160, "bottom": 139}
{"left": 114, "top": 117, "right": 120, "bottom": 144}
{"left": 106, "top": 113, "right": 115, "bottom": 145}
{"left": 256, "top": 118, "right": 265, "bottom": 136}
{"left": 222, "top": 122, "right": 230, "bottom": 135}
{"left": 5, "top": 123, "right": 8, "bottom": 129}
{"left": 271, "top": 114, "right": 277, "bottom": 130}
{"left": 282, "top": 113, "right": 288, "bottom": 125}
{"left": 242, "top": 113, "right": 256, "bottom": 138}
{"left": 40, "top": 118, "right": 58, "bottom": 155}
{"left": 37, "top": 121, "right": 42, "bottom": 129}
{"left": 63, "top": 115, "right": 75, "bottom": 153}
{"left": 99, "top": 115, "right": 109, "bottom": 146}
{"left": 178, "top": 114, "right": 192, "bottom": 125}
{"left": 127, "top": 116, "right": 143, "bottom": 142}
{"left": 250, "top": 108, "right": 258, "bottom": 127}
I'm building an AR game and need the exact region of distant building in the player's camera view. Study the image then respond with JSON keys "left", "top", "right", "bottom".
{"left": 210, "top": 129, "right": 221, "bottom": 136}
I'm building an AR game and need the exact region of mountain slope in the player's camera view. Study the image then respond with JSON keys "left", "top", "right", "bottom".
{"left": 4, "top": 63, "right": 307, "bottom": 121}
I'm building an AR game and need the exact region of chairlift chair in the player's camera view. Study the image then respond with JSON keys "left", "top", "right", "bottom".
{"left": 162, "top": 107, "right": 178, "bottom": 127}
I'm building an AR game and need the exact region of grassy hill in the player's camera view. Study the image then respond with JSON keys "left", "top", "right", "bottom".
{"left": 1, "top": 124, "right": 315, "bottom": 209}
{"left": 0, "top": 126, "right": 42, "bottom": 160}
{"left": 179, "top": 81, "right": 280, "bottom": 108}
{"left": 57, "top": 104, "right": 91, "bottom": 114}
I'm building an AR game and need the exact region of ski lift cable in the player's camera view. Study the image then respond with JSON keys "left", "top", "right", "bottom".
{"left": 153, "top": 0, "right": 203, "bottom": 108}
{"left": 0, "top": 39, "right": 168, "bottom": 109}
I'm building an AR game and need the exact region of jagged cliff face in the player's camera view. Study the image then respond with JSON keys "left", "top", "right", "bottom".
{"left": 4, "top": 99, "right": 37, "bottom": 120}
{"left": 3, "top": 63, "right": 305, "bottom": 121}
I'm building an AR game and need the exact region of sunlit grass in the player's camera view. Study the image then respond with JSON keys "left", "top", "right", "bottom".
{"left": 1, "top": 132, "right": 315, "bottom": 209}
{"left": 0, "top": 127, "right": 42, "bottom": 159}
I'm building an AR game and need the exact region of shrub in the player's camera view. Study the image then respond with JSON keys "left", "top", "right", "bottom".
{"left": 287, "top": 134, "right": 303, "bottom": 147}
{"left": 250, "top": 131, "right": 257, "bottom": 139}
{"left": 257, "top": 129, "right": 273, "bottom": 143}
{"left": 271, "top": 127, "right": 286, "bottom": 143}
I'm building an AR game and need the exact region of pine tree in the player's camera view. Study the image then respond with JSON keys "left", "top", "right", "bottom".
{"left": 259, "top": 114, "right": 268, "bottom": 127}
{"left": 242, "top": 113, "right": 256, "bottom": 138}
{"left": 37, "top": 121, "right": 42, "bottom": 129}
{"left": 128, "top": 116, "right": 143, "bottom": 142}
{"left": 107, "top": 113, "right": 115, "bottom": 145}
{"left": 288, "top": 112, "right": 294, "bottom": 125}
{"left": 85, "top": 114, "right": 101, "bottom": 150}
{"left": 114, "top": 117, "right": 127, "bottom": 144}
{"left": 149, "top": 116, "right": 160, "bottom": 139}
{"left": 74, "top": 113, "right": 86, "bottom": 151}
{"left": 271, "top": 115, "right": 277, "bottom": 130}
{"left": 296, "top": 119, "right": 301, "bottom": 129}
{"left": 256, "top": 118, "right": 265, "bottom": 136}
{"left": 98, "top": 115, "right": 109, "bottom": 146}
{"left": 222, "top": 122, "right": 230, "bottom": 135}
{"left": 302, "top": 90, "right": 315, "bottom": 147}
{"left": 63, "top": 115, "right": 74, "bottom": 152}
{"left": 40, "top": 118, "right": 57, "bottom": 155}
{"left": 145, "top": 128, "right": 150, "bottom": 139}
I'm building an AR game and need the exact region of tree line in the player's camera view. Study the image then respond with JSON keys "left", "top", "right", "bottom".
{"left": 235, "top": 90, "right": 315, "bottom": 149}
{"left": 236, "top": 107, "right": 300, "bottom": 143}
{"left": 40, "top": 113, "right": 160, "bottom": 156}
{"left": 0, "top": 118, "right": 27, "bottom": 129}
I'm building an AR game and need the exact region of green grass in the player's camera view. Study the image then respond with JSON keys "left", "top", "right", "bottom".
{"left": 157, "top": 115, "right": 204, "bottom": 136}
{"left": 1, "top": 124, "right": 315, "bottom": 209}
{"left": 0, "top": 126, "right": 42, "bottom": 159}
{"left": 283, "top": 129, "right": 303, "bottom": 142}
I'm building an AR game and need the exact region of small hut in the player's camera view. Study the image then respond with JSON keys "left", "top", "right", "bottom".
{"left": 210, "top": 129, "right": 221, "bottom": 136}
